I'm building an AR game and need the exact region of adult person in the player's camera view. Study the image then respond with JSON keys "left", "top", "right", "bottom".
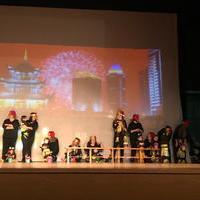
{"left": 2, "top": 110, "right": 20, "bottom": 161}
{"left": 128, "top": 114, "right": 144, "bottom": 162}
{"left": 21, "top": 112, "right": 38, "bottom": 162}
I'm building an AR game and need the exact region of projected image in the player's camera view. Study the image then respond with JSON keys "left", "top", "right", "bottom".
{"left": 0, "top": 44, "right": 162, "bottom": 114}
{"left": 0, "top": 43, "right": 163, "bottom": 160}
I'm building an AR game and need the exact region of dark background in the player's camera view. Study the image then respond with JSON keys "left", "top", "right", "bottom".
{"left": 0, "top": 0, "right": 199, "bottom": 141}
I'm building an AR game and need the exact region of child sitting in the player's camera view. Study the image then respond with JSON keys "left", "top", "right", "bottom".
{"left": 177, "top": 142, "right": 187, "bottom": 163}
{"left": 40, "top": 137, "right": 53, "bottom": 162}
{"left": 5, "top": 147, "right": 16, "bottom": 163}
{"left": 85, "top": 136, "right": 103, "bottom": 163}
{"left": 151, "top": 135, "right": 160, "bottom": 163}
{"left": 65, "top": 137, "right": 82, "bottom": 162}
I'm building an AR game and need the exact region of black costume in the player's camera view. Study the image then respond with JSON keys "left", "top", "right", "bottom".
{"left": 49, "top": 137, "right": 59, "bottom": 162}
{"left": 158, "top": 128, "right": 172, "bottom": 163}
{"left": 41, "top": 141, "right": 52, "bottom": 162}
{"left": 113, "top": 118, "right": 127, "bottom": 162}
{"left": 85, "top": 142, "right": 103, "bottom": 162}
{"left": 144, "top": 138, "right": 154, "bottom": 163}
{"left": 21, "top": 119, "right": 38, "bottom": 162}
{"left": 65, "top": 145, "right": 82, "bottom": 162}
{"left": 2, "top": 119, "right": 20, "bottom": 160}
{"left": 128, "top": 121, "right": 144, "bottom": 162}
{"left": 172, "top": 123, "right": 189, "bottom": 163}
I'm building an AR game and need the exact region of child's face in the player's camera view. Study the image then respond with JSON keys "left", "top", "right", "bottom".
{"left": 154, "top": 136, "right": 158, "bottom": 141}
{"left": 21, "top": 117, "right": 27, "bottom": 123}
{"left": 10, "top": 149, "right": 14, "bottom": 154}
{"left": 154, "top": 143, "right": 159, "bottom": 148}
{"left": 44, "top": 139, "right": 49, "bottom": 144}
{"left": 138, "top": 136, "right": 143, "bottom": 141}
{"left": 181, "top": 145, "right": 186, "bottom": 151}
{"left": 73, "top": 139, "right": 80, "bottom": 146}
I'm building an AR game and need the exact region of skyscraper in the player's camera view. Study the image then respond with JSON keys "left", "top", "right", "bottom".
{"left": 148, "top": 49, "right": 162, "bottom": 115}
{"left": 72, "top": 71, "right": 102, "bottom": 112}
{"left": 107, "top": 64, "right": 126, "bottom": 112}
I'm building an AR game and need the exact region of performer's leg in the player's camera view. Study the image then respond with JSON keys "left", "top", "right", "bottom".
{"left": 21, "top": 136, "right": 27, "bottom": 162}
{"left": 120, "top": 149, "right": 124, "bottom": 163}
{"left": 9, "top": 137, "right": 17, "bottom": 148}
{"left": 52, "top": 155, "right": 57, "bottom": 162}
{"left": 27, "top": 137, "right": 34, "bottom": 160}
{"left": 129, "top": 135, "right": 136, "bottom": 162}
{"left": 2, "top": 137, "right": 9, "bottom": 160}
{"left": 173, "top": 142, "right": 178, "bottom": 163}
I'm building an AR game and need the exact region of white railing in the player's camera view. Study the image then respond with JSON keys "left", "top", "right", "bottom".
{"left": 65, "top": 147, "right": 160, "bottom": 164}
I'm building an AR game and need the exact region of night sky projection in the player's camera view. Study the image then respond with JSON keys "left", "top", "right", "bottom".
{"left": 0, "top": 43, "right": 162, "bottom": 160}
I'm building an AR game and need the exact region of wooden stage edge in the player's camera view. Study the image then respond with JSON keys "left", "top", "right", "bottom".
{"left": 1, "top": 162, "right": 200, "bottom": 174}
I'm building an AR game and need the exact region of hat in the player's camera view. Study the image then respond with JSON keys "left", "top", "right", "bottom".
{"left": 48, "top": 131, "right": 56, "bottom": 138}
{"left": 132, "top": 114, "right": 139, "bottom": 121}
{"left": 8, "top": 110, "right": 17, "bottom": 118}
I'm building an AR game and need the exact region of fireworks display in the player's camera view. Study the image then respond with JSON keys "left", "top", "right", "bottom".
{"left": 41, "top": 50, "right": 106, "bottom": 109}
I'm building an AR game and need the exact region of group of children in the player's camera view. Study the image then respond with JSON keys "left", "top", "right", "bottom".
{"left": 112, "top": 110, "right": 189, "bottom": 163}
{"left": 2, "top": 110, "right": 189, "bottom": 164}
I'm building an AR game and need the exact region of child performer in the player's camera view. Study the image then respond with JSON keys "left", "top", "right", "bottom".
{"left": 128, "top": 114, "right": 144, "bottom": 163}
{"left": 176, "top": 142, "right": 187, "bottom": 163}
{"left": 158, "top": 126, "right": 172, "bottom": 163}
{"left": 65, "top": 137, "right": 82, "bottom": 162}
{"left": 40, "top": 137, "right": 52, "bottom": 162}
{"left": 48, "top": 131, "right": 59, "bottom": 162}
{"left": 85, "top": 136, "right": 103, "bottom": 163}
{"left": 5, "top": 147, "right": 16, "bottom": 163}
{"left": 144, "top": 132, "right": 155, "bottom": 163}
{"left": 113, "top": 110, "right": 127, "bottom": 163}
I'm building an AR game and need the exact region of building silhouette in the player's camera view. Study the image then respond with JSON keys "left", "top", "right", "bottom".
{"left": 72, "top": 71, "right": 102, "bottom": 112}
{"left": 148, "top": 49, "right": 162, "bottom": 115}
{"left": 107, "top": 64, "right": 127, "bottom": 112}
{"left": 0, "top": 49, "right": 48, "bottom": 108}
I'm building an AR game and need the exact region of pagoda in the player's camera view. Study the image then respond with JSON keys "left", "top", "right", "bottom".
{"left": 0, "top": 49, "right": 48, "bottom": 108}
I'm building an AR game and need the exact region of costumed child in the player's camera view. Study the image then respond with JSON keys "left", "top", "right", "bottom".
{"left": 113, "top": 110, "right": 127, "bottom": 163}
{"left": 65, "top": 137, "right": 82, "bottom": 163}
{"left": 135, "top": 135, "right": 145, "bottom": 163}
{"left": 176, "top": 141, "right": 187, "bottom": 163}
{"left": 144, "top": 132, "right": 155, "bottom": 163}
{"left": 85, "top": 136, "right": 103, "bottom": 163}
{"left": 128, "top": 114, "right": 144, "bottom": 163}
{"left": 40, "top": 137, "right": 53, "bottom": 162}
{"left": 48, "top": 131, "right": 59, "bottom": 162}
{"left": 151, "top": 134, "right": 160, "bottom": 163}
{"left": 5, "top": 147, "right": 16, "bottom": 163}
{"left": 172, "top": 120, "right": 190, "bottom": 163}
{"left": 158, "top": 126, "right": 172, "bottom": 163}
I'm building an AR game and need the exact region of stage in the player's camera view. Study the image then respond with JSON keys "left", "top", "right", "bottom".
{"left": 0, "top": 163, "right": 200, "bottom": 200}
{"left": 1, "top": 162, "right": 200, "bottom": 174}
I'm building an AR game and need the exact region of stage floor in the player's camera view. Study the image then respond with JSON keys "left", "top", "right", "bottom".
{"left": 1, "top": 162, "right": 200, "bottom": 200}
{"left": 1, "top": 162, "right": 200, "bottom": 174}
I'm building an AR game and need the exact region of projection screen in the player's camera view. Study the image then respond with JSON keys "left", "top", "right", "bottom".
{"left": 0, "top": 6, "right": 181, "bottom": 160}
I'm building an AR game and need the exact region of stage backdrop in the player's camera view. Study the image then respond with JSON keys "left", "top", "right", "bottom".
{"left": 0, "top": 6, "right": 181, "bottom": 160}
